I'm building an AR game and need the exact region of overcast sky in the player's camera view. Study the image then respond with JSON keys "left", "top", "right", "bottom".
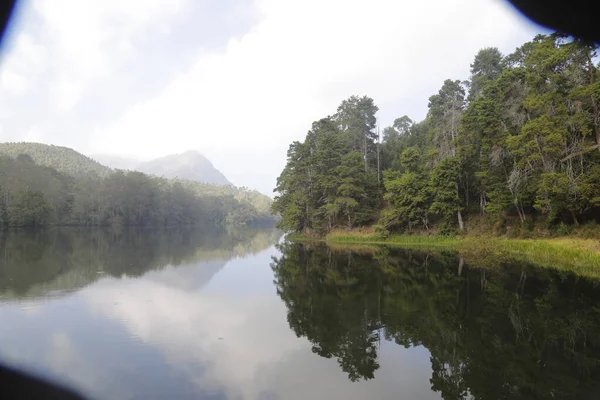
{"left": 0, "top": 0, "right": 547, "bottom": 195}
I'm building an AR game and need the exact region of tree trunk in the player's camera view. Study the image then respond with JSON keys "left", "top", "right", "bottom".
{"left": 480, "top": 191, "right": 486, "bottom": 215}
{"left": 455, "top": 181, "right": 464, "bottom": 231}
{"left": 305, "top": 203, "right": 310, "bottom": 231}
{"left": 572, "top": 210, "right": 579, "bottom": 227}
{"left": 519, "top": 201, "right": 527, "bottom": 222}
{"left": 515, "top": 199, "right": 525, "bottom": 223}
{"left": 480, "top": 269, "right": 486, "bottom": 290}
{"left": 363, "top": 134, "right": 368, "bottom": 172}
{"left": 464, "top": 174, "right": 469, "bottom": 207}
{"left": 457, "top": 210, "right": 464, "bottom": 231}
{"left": 376, "top": 125, "right": 381, "bottom": 183}
{"left": 587, "top": 52, "right": 600, "bottom": 153}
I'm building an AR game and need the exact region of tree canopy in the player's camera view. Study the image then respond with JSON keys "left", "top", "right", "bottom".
{"left": 272, "top": 34, "right": 600, "bottom": 235}
{"left": 0, "top": 154, "right": 274, "bottom": 228}
{"left": 0, "top": 142, "right": 111, "bottom": 177}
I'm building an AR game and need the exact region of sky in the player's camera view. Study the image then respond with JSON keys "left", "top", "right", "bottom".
{"left": 0, "top": 0, "right": 547, "bottom": 195}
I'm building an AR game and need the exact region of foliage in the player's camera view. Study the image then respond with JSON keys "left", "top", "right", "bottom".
{"left": 272, "top": 105, "right": 380, "bottom": 234}
{"left": 0, "top": 154, "right": 274, "bottom": 227}
{"left": 8, "top": 190, "right": 53, "bottom": 227}
{"left": 0, "top": 142, "right": 111, "bottom": 177}
{"left": 273, "top": 34, "right": 600, "bottom": 234}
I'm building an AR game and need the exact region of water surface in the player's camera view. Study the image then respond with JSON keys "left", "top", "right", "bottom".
{"left": 1, "top": 229, "right": 600, "bottom": 399}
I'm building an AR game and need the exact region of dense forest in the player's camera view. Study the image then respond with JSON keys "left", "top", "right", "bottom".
{"left": 0, "top": 145, "right": 274, "bottom": 227}
{"left": 272, "top": 34, "right": 600, "bottom": 235}
{"left": 272, "top": 242, "right": 600, "bottom": 399}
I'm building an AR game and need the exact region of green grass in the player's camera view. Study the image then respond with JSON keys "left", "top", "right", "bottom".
{"left": 326, "top": 232, "right": 460, "bottom": 247}
{"left": 476, "top": 238, "right": 600, "bottom": 277}
{"left": 287, "top": 231, "right": 600, "bottom": 277}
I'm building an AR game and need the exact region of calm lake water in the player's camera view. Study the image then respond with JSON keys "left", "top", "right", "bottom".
{"left": 1, "top": 228, "right": 600, "bottom": 400}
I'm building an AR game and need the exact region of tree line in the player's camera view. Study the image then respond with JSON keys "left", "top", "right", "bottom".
{"left": 272, "top": 34, "right": 600, "bottom": 235}
{"left": 0, "top": 142, "right": 111, "bottom": 177}
{"left": 0, "top": 154, "right": 274, "bottom": 227}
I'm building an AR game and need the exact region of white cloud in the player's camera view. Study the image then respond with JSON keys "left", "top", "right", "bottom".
{"left": 0, "top": 69, "right": 29, "bottom": 95}
{"left": 85, "top": 276, "right": 298, "bottom": 398}
{"left": 83, "top": 260, "right": 439, "bottom": 399}
{"left": 12, "top": 0, "right": 187, "bottom": 111}
{"left": 0, "top": 32, "right": 43, "bottom": 95}
{"left": 0, "top": 0, "right": 545, "bottom": 194}
{"left": 90, "top": 0, "right": 543, "bottom": 194}
{"left": 23, "top": 125, "right": 44, "bottom": 142}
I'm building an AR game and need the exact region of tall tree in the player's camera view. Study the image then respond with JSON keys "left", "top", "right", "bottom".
{"left": 334, "top": 95, "right": 379, "bottom": 171}
{"left": 468, "top": 47, "right": 504, "bottom": 100}
{"left": 428, "top": 79, "right": 466, "bottom": 160}
{"left": 428, "top": 80, "right": 467, "bottom": 230}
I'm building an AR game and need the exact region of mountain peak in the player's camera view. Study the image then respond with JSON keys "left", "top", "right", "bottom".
{"left": 181, "top": 150, "right": 203, "bottom": 156}
{"left": 135, "top": 151, "right": 230, "bottom": 185}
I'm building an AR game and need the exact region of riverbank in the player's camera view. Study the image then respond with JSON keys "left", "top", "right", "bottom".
{"left": 287, "top": 231, "right": 600, "bottom": 277}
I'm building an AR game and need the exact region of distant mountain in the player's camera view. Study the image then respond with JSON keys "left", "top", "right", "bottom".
{"left": 0, "top": 142, "right": 111, "bottom": 177}
{"left": 91, "top": 154, "right": 140, "bottom": 171}
{"left": 135, "top": 150, "right": 231, "bottom": 185}
{"left": 93, "top": 151, "right": 232, "bottom": 187}
{"left": 0, "top": 142, "right": 274, "bottom": 227}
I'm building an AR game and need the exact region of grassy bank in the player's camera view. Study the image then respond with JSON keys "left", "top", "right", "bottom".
{"left": 287, "top": 231, "right": 600, "bottom": 277}
{"left": 459, "top": 237, "right": 600, "bottom": 277}
{"left": 326, "top": 231, "right": 460, "bottom": 247}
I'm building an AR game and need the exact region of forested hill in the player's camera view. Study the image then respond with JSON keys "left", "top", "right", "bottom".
{"left": 0, "top": 147, "right": 274, "bottom": 228}
{"left": 0, "top": 142, "right": 111, "bottom": 177}
{"left": 179, "top": 179, "right": 273, "bottom": 224}
{"left": 272, "top": 33, "right": 600, "bottom": 236}
{"left": 136, "top": 151, "right": 231, "bottom": 185}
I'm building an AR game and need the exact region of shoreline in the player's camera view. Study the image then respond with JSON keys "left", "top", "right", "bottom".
{"left": 286, "top": 231, "right": 600, "bottom": 277}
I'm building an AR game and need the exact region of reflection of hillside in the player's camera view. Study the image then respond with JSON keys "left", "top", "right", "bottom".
{"left": 0, "top": 227, "right": 281, "bottom": 301}
{"left": 271, "top": 242, "right": 600, "bottom": 399}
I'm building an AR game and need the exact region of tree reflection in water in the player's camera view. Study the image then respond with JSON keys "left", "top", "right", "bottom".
{"left": 271, "top": 242, "right": 600, "bottom": 400}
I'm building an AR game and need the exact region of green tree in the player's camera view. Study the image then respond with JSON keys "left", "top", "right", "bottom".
{"left": 428, "top": 79, "right": 466, "bottom": 160}
{"left": 380, "top": 148, "right": 431, "bottom": 233}
{"left": 468, "top": 47, "right": 504, "bottom": 100}
{"left": 9, "top": 190, "right": 53, "bottom": 227}
{"left": 271, "top": 33, "right": 600, "bottom": 234}
{"left": 430, "top": 157, "right": 464, "bottom": 231}
{"left": 334, "top": 151, "right": 376, "bottom": 229}
{"left": 334, "top": 95, "right": 379, "bottom": 171}
{"left": 272, "top": 141, "right": 314, "bottom": 232}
